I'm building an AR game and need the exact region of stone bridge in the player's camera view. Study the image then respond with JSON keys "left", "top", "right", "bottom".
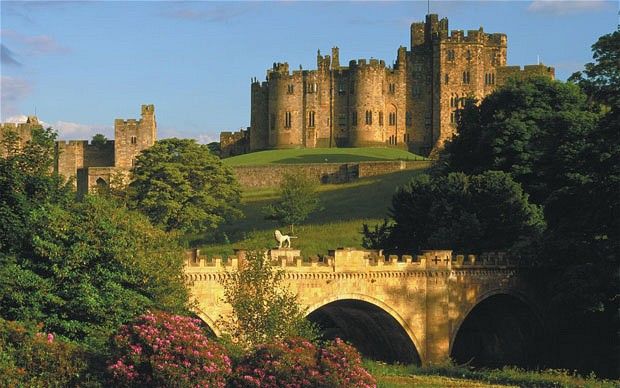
{"left": 184, "top": 248, "right": 545, "bottom": 367}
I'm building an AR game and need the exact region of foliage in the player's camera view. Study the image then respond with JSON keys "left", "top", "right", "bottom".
{"left": 219, "top": 250, "right": 318, "bottom": 348}
{"left": 129, "top": 138, "right": 242, "bottom": 233}
{"left": 569, "top": 28, "right": 620, "bottom": 108}
{"left": 440, "top": 77, "right": 598, "bottom": 205}
{"left": 107, "top": 311, "right": 231, "bottom": 387}
{"left": 207, "top": 141, "right": 221, "bottom": 154}
{"left": 364, "top": 171, "right": 544, "bottom": 253}
{"left": 232, "top": 337, "right": 376, "bottom": 388}
{"left": 263, "top": 173, "right": 322, "bottom": 233}
{"left": 91, "top": 133, "right": 108, "bottom": 147}
{"left": 0, "top": 195, "right": 190, "bottom": 346}
{"left": 0, "top": 318, "right": 93, "bottom": 387}
{"left": 361, "top": 219, "right": 392, "bottom": 250}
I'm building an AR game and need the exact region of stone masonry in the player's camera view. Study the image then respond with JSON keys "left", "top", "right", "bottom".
{"left": 184, "top": 247, "right": 544, "bottom": 365}
{"left": 1, "top": 105, "right": 156, "bottom": 195}
{"left": 221, "top": 14, "right": 554, "bottom": 157}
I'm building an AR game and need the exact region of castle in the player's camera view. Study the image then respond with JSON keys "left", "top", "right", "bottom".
{"left": 221, "top": 14, "right": 554, "bottom": 157}
{"left": 0, "top": 105, "right": 156, "bottom": 194}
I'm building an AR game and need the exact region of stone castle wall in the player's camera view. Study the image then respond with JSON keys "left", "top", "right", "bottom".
{"left": 0, "top": 117, "right": 41, "bottom": 157}
{"left": 231, "top": 160, "right": 429, "bottom": 189}
{"left": 243, "top": 14, "right": 554, "bottom": 157}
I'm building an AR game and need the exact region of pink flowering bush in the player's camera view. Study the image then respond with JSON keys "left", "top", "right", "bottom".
{"left": 107, "top": 310, "right": 231, "bottom": 387}
{"left": 232, "top": 337, "right": 376, "bottom": 388}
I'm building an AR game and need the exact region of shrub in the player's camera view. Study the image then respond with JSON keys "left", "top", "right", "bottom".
{"left": 0, "top": 318, "right": 91, "bottom": 387}
{"left": 232, "top": 337, "right": 376, "bottom": 388}
{"left": 107, "top": 311, "right": 231, "bottom": 387}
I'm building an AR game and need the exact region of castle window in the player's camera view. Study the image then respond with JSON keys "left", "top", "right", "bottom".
{"left": 305, "top": 82, "right": 317, "bottom": 94}
{"left": 461, "top": 98, "right": 466, "bottom": 108}
{"left": 389, "top": 83, "right": 396, "bottom": 94}
{"left": 379, "top": 111, "right": 384, "bottom": 126}
{"left": 350, "top": 82, "right": 355, "bottom": 94}
{"left": 284, "top": 111, "right": 292, "bottom": 128}
{"left": 308, "top": 111, "right": 315, "bottom": 127}
{"left": 338, "top": 81, "right": 345, "bottom": 94}
{"left": 338, "top": 114, "right": 346, "bottom": 127}
{"left": 404, "top": 133, "right": 410, "bottom": 143}
{"left": 445, "top": 74, "right": 449, "bottom": 85}
{"left": 412, "top": 85, "right": 420, "bottom": 96}
{"left": 351, "top": 111, "right": 357, "bottom": 126}
{"left": 365, "top": 110, "right": 372, "bottom": 125}
{"left": 450, "top": 111, "right": 456, "bottom": 124}
{"left": 287, "top": 84, "right": 294, "bottom": 94}
{"left": 447, "top": 50, "right": 455, "bottom": 61}
{"left": 492, "top": 73, "right": 495, "bottom": 84}
{"left": 462, "top": 71, "right": 470, "bottom": 84}
{"left": 270, "top": 114, "right": 275, "bottom": 130}
{"left": 131, "top": 136, "right": 137, "bottom": 145}
{"left": 466, "top": 50, "right": 471, "bottom": 61}
{"left": 389, "top": 112, "right": 396, "bottom": 126}
{"left": 406, "top": 112, "right": 412, "bottom": 126}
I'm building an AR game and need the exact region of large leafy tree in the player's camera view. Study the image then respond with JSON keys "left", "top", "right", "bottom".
{"left": 0, "top": 130, "right": 189, "bottom": 347}
{"left": 364, "top": 171, "right": 544, "bottom": 254}
{"left": 129, "top": 138, "right": 242, "bottom": 233}
{"left": 441, "top": 77, "right": 598, "bottom": 205}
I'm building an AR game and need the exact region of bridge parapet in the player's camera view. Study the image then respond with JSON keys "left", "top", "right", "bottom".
{"left": 185, "top": 248, "right": 519, "bottom": 274}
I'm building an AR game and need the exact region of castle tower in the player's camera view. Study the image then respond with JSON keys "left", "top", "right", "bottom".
{"left": 114, "top": 104, "right": 157, "bottom": 169}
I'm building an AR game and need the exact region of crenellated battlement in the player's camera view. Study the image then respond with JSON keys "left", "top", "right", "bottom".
{"left": 348, "top": 58, "right": 387, "bottom": 70}
{"left": 444, "top": 28, "right": 506, "bottom": 46}
{"left": 184, "top": 247, "right": 520, "bottom": 275}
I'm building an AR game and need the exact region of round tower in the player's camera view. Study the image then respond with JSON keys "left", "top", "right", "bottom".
{"left": 349, "top": 59, "right": 387, "bottom": 147}
{"left": 267, "top": 63, "right": 303, "bottom": 149}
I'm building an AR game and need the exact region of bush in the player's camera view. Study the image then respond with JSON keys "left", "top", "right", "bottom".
{"left": 107, "top": 311, "right": 231, "bottom": 387}
{"left": 232, "top": 337, "right": 376, "bottom": 388}
{"left": 0, "top": 318, "right": 91, "bottom": 387}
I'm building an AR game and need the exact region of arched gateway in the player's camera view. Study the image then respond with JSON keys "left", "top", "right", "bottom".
{"left": 184, "top": 248, "right": 544, "bottom": 365}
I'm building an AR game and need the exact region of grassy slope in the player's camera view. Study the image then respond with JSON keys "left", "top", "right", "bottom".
{"left": 223, "top": 147, "right": 426, "bottom": 166}
{"left": 189, "top": 162, "right": 431, "bottom": 257}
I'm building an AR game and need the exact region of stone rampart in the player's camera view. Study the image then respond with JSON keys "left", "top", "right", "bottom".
{"left": 232, "top": 160, "right": 428, "bottom": 188}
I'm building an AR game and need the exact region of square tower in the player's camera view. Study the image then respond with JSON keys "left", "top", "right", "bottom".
{"left": 114, "top": 104, "right": 157, "bottom": 169}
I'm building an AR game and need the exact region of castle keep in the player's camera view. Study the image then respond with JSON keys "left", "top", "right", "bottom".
{"left": 223, "top": 14, "right": 554, "bottom": 156}
{"left": 1, "top": 105, "right": 156, "bottom": 194}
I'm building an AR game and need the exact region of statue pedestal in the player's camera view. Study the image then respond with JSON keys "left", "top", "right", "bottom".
{"left": 268, "top": 248, "right": 301, "bottom": 264}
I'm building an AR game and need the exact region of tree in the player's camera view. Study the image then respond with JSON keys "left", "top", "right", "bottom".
{"left": 569, "top": 28, "right": 619, "bottom": 108}
{"left": 263, "top": 173, "right": 321, "bottom": 234}
{"left": 91, "top": 133, "right": 108, "bottom": 147}
{"left": 219, "top": 250, "right": 318, "bottom": 348}
{"left": 364, "top": 171, "right": 545, "bottom": 254}
{"left": 128, "top": 138, "right": 241, "bottom": 233}
{"left": 440, "top": 77, "right": 598, "bottom": 205}
{"left": 0, "top": 129, "right": 190, "bottom": 346}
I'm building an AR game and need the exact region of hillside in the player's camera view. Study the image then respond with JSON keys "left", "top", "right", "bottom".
{"left": 187, "top": 162, "right": 431, "bottom": 257}
{"left": 223, "top": 147, "right": 426, "bottom": 166}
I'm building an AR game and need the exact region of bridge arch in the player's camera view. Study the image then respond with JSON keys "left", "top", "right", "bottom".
{"left": 450, "top": 289, "right": 544, "bottom": 368}
{"left": 306, "top": 293, "right": 423, "bottom": 364}
{"left": 193, "top": 306, "right": 220, "bottom": 337}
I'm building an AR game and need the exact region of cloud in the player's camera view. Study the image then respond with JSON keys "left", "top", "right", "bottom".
{"left": 1, "top": 76, "right": 32, "bottom": 119}
{"left": 161, "top": 3, "right": 255, "bottom": 23}
{"left": 1, "top": 44, "right": 22, "bottom": 66}
{"left": 195, "top": 134, "right": 218, "bottom": 144}
{"left": 3, "top": 114, "right": 112, "bottom": 140}
{"left": 1, "top": 29, "right": 70, "bottom": 56}
{"left": 528, "top": 0, "right": 612, "bottom": 15}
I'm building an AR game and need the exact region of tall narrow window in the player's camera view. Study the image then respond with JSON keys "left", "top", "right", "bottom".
{"left": 412, "top": 85, "right": 420, "bottom": 97}
{"left": 285, "top": 111, "right": 292, "bottom": 128}
{"left": 350, "top": 82, "right": 355, "bottom": 94}
{"left": 351, "top": 111, "right": 357, "bottom": 126}
{"left": 444, "top": 74, "right": 449, "bottom": 85}
{"left": 450, "top": 111, "right": 456, "bottom": 124}
{"left": 131, "top": 136, "right": 137, "bottom": 145}
{"left": 365, "top": 110, "right": 372, "bottom": 125}
{"left": 466, "top": 49, "right": 471, "bottom": 61}
{"left": 447, "top": 50, "right": 455, "bottom": 61}
{"left": 287, "top": 84, "right": 294, "bottom": 94}
{"left": 308, "top": 111, "right": 315, "bottom": 127}
{"left": 389, "top": 112, "right": 396, "bottom": 126}
{"left": 389, "top": 83, "right": 396, "bottom": 94}
{"left": 406, "top": 112, "right": 412, "bottom": 126}
{"left": 338, "top": 114, "right": 346, "bottom": 127}
{"left": 379, "top": 111, "right": 384, "bottom": 126}
{"left": 462, "top": 71, "right": 470, "bottom": 84}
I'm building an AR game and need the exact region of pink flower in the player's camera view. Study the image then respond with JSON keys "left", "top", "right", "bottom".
{"left": 47, "top": 333, "right": 54, "bottom": 343}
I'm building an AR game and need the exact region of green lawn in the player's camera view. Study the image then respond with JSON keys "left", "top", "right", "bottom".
{"left": 186, "top": 162, "right": 430, "bottom": 257}
{"left": 223, "top": 147, "right": 426, "bottom": 166}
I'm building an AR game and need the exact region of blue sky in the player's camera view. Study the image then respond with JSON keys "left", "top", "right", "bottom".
{"left": 1, "top": 1, "right": 617, "bottom": 142}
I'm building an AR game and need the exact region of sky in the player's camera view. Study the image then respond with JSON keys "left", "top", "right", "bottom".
{"left": 1, "top": 1, "right": 618, "bottom": 142}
